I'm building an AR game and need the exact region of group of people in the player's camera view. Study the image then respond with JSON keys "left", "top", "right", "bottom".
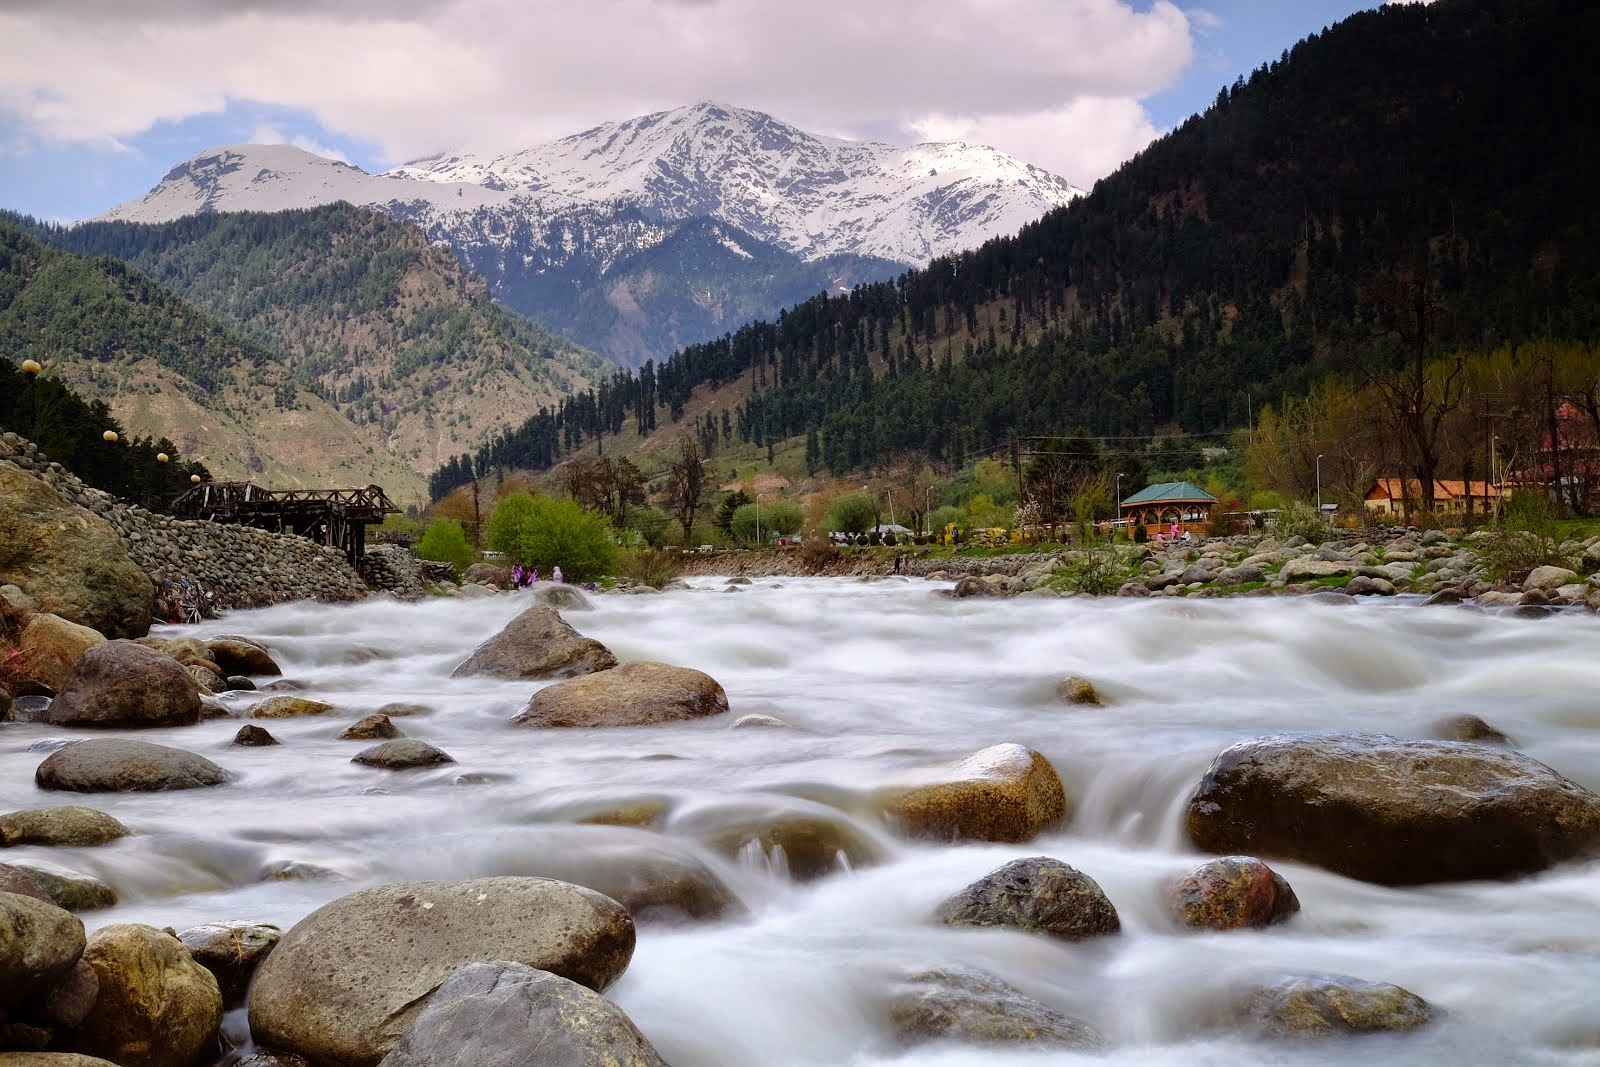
{"left": 510, "top": 563, "right": 562, "bottom": 588}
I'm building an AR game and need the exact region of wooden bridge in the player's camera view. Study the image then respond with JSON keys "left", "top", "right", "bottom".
{"left": 170, "top": 482, "right": 398, "bottom": 565}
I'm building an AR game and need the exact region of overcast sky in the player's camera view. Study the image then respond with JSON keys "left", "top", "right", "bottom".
{"left": 0, "top": 0, "right": 1385, "bottom": 221}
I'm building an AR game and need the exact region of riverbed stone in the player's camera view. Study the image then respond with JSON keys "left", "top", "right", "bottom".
{"left": 233, "top": 724, "right": 279, "bottom": 747}
{"left": 0, "top": 892, "right": 84, "bottom": 1001}
{"left": 514, "top": 661, "right": 729, "bottom": 728}
{"left": 937, "top": 857, "right": 1119, "bottom": 942}
{"left": 74, "top": 923, "right": 223, "bottom": 1067}
{"left": 249, "top": 696, "right": 334, "bottom": 719}
{"left": 1187, "top": 733, "right": 1600, "bottom": 884}
{"left": 0, "top": 807, "right": 128, "bottom": 848}
{"left": 1169, "top": 856, "right": 1299, "bottom": 930}
{"left": 1278, "top": 559, "right": 1353, "bottom": 583}
{"left": 36, "top": 739, "right": 229, "bottom": 793}
{"left": 41, "top": 641, "right": 201, "bottom": 729}
{"left": 205, "top": 636, "right": 281, "bottom": 677}
{"left": 176, "top": 921, "right": 281, "bottom": 1006}
{"left": 248, "top": 877, "right": 636, "bottom": 1067}
{"left": 351, "top": 739, "right": 455, "bottom": 770}
{"left": 1236, "top": 973, "right": 1433, "bottom": 1038}
{"left": 338, "top": 714, "right": 402, "bottom": 741}
{"left": 17, "top": 615, "right": 105, "bottom": 694}
{"left": 451, "top": 606, "right": 616, "bottom": 681}
{"left": 0, "top": 864, "right": 54, "bottom": 904}
{"left": 534, "top": 584, "right": 593, "bottom": 612}
{"left": 1057, "top": 675, "right": 1101, "bottom": 705}
{"left": 10, "top": 866, "right": 117, "bottom": 911}
{"left": 373, "top": 702, "right": 432, "bottom": 718}
{"left": 876, "top": 743, "right": 1068, "bottom": 843}
{"left": 42, "top": 957, "right": 99, "bottom": 1028}
{"left": 674, "top": 801, "right": 882, "bottom": 881}
{"left": 377, "top": 961, "right": 667, "bottom": 1067}
{"left": 886, "top": 967, "right": 1103, "bottom": 1049}
{"left": 1524, "top": 565, "right": 1578, "bottom": 592}
{"left": 1433, "top": 714, "right": 1510, "bottom": 744}
{"left": 0, "top": 464, "right": 153, "bottom": 639}
{"left": 0, "top": 1056, "right": 121, "bottom": 1066}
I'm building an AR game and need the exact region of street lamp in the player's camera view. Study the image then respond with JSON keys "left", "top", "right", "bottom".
{"left": 102, "top": 430, "right": 118, "bottom": 443}
{"left": 756, "top": 491, "right": 765, "bottom": 546}
{"left": 1315, "top": 454, "right": 1325, "bottom": 515}
{"left": 20, "top": 359, "right": 41, "bottom": 375}
{"left": 925, "top": 484, "right": 933, "bottom": 535}
{"left": 156, "top": 452, "right": 169, "bottom": 463}
{"left": 190, "top": 474, "right": 202, "bottom": 484}
{"left": 1114, "top": 473, "right": 1124, "bottom": 538}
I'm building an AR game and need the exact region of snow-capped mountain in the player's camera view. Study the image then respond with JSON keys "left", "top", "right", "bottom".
{"left": 98, "top": 102, "right": 1085, "bottom": 364}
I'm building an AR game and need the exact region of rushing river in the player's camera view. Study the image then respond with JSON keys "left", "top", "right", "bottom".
{"left": 6, "top": 578, "right": 1600, "bottom": 1066}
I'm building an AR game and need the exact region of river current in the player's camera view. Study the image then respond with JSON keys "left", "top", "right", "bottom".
{"left": 5, "top": 577, "right": 1600, "bottom": 1066}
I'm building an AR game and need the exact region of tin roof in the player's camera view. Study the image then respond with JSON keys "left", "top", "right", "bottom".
{"left": 1120, "top": 480, "right": 1218, "bottom": 506}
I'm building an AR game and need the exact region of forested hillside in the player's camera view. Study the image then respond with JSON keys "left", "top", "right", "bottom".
{"left": 0, "top": 220, "right": 424, "bottom": 496}
{"left": 20, "top": 204, "right": 607, "bottom": 475}
{"left": 431, "top": 0, "right": 1599, "bottom": 498}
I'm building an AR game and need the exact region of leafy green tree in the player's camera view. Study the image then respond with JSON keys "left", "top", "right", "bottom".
{"left": 826, "top": 493, "right": 876, "bottom": 534}
{"left": 729, "top": 503, "right": 769, "bottom": 545}
{"left": 623, "top": 506, "right": 675, "bottom": 548}
{"left": 487, "top": 491, "right": 540, "bottom": 557}
{"left": 416, "top": 518, "right": 476, "bottom": 574}
{"left": 512, "top": 496, "right": 618, "bottom": 581}
{"left": 928, "top": 505, "right": 964, "bottom": 534}
{"left": 715, "top": 490, "right": 751, "bottom": 537}
{"left": 765, "top": 499, "right": 804, "bottom": 536}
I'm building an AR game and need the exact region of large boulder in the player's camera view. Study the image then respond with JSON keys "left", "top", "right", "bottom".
{"left": 1236, "top": 974, "right": 1433, "bottom": 1038}
{"left": 17, "top": 615, "right": 105, "bottom": 693}
{"left": 36, "top": 740, "right": 230, "bottom": 793}
{"left": 936, "top": 857, "right": 1120, "bottom": 942}
{"left": 0, "top": 465, "right": 153, "bottom": 639}
{"left": 1524, "top": 565, "right": 1578, "bottom": 592}
{"left": 176, "top": 921, "right": 281, "bottom": 1006}
{"left": 886, "top": 967, "right": 1102, "bottom": 1050}
{"left": 73, "top": 924, "right": 223, "bottom": 1067}
{"left": 1169, "top": 856, "right": 1299, "bottom": 930}
{"left": 42, "top": 641, "right": 201, "bottom": 728}
{"left": 0, "top": 892, "right": 84, "bottom": 1002}
{"left": 0, "top": 807, "right": 128, "bottom": 848}
{"left": 513, "top": 661, "right": 728, "bottom": 729}
{"left": 377, "top": 961, "right": 667, "bottom": 1067}
{"left": 463, "top": 563, "right": 512, "bottom": 588}
{"left": 248, "top": 877, "right": 636, "bottom": 1067}
{"left": 205, "top": 636, "right": 281, "bottom": 677}
{"left": 534, "top": 585, "right": 593, "bottom": 612}
{"left": 451, "top": 606, "right": 616, "bottom": 681}
{"left": 1186, "top": 733, "right": 1600, "bottom": 884}
{"left": 875, "top": 744, "right": 1068, "bottom": 843}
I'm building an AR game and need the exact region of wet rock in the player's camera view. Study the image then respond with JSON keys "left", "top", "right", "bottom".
{"left": 675, "top": 800, "right": 883, "bottom": 881}
{"left": 74, "top": 924, "right": 223, "bottom": 1067}
{"left": 1236, "top": 973, "right": 1433, "bottom": 1038}
{"left": 937, "top": 856, "right": 1119, "bottom": 942}
{"left": 249, "top": 696, "right": 334, "bottom": 719}
{"left": 184, "top": 664, "right": 221, "bottom": 693}
{"left": 1186, "top": 733, "right": 1600, "bottom": 884}
{"left": 1524, "top": 565, "right": 1578, "bottom": 592}
{"left": 351, "top": 739, "right": 455, "bottom": 770}
{"left": 0, "top": 1053, "right": 120, "bottom": 1066}
{"left": 261, "top": 680, "right": 308, "bottom": 693}
{"left": 1424, "top": 588, "right": 1465, "bottom": 606}
{"left": 534, "top": 584, "right": 594, "bottom": 611}
{"left": 258, "top": 862, "right": 342, "bottom": 883}
{"left": 248, "top": 877, "right": 636, "bottom": 1067}
{"left": 1169, "top": 856, "right": 1299, "bottom": 930}
{"left": 1057, "top": 675, "right": 1100, "bottom": 705}
{"left": 876, "top": 743, "right": 1068, "bottom": 843}
{"left": 514, "top": 661, "right": 729, "bottom": 729}
{"left": 224, "top": 676, "right": 257, "bottom": 691}
{"left": 36, "top": 739, "right": 230, "bottom": 793}
{"left": 0, "top": 892, "right": 84, "bottom": 1001}
{"left": 0, "top": 464, "right": 153, "bottom": 639}
{"left": 0, "top": 806, "right": 128, "bottom": 848}
{"left": 952, "top": 576, "right": 1002, "bottom": 598}
{"left": 42, "top": 956, "right": 99, "bottom": 1028}
{"left": 13, "top": 696, "right": 55, "bottom": 723}
{"left": 176, "top": 921, "right": 281, "bottom": 1006}
{"left": 567, "top": 798, "right": 673, "bottom": 829}
{"left": 1345, "top": 575, "right": 1397, "bottom": 596}
{"left": 232, "top": 1054, "right": 310, "bottom": 1067}
{"left": 451, "top": 606, "right": 616, "bottom": 681}
{"left": 206, "top": 636, "right": 281, "bottom": 677}
{"left": 373, "top": 702, "right": 432, "bottom": 718}
{"left": 0, "top": 863, "right": 54, "bottom": 903}
{"left": 10, "top": 866, "right": 117, "bottom": 911}
{"left": 233, "top": 724, "right": 279, "bottom": 747}
{"left": 886, "top": 967, "right": 1102, "bottom": 1049}
{"left": 730, "top": 713, "right": 790, "bottom": 729}
{"left": 377, "top": 961, "right": 668, "bottom": 1067}
{"left": 41, "top": 641, "right": 201, "bottom": 728}
{"left": 1434, "top": 714, "right": 1510, "bottom": 744}
{"left": 17, "top": 615, "right": 105, "bottom": 693}
{"left": 339, "top": 714, "right": 402, "bottom": 741}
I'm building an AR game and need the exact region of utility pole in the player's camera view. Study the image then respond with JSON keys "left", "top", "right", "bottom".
{"left": 1012, "top": 437, "right": 1024, "bottom": 507}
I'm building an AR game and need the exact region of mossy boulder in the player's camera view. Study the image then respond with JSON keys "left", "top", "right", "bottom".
{"left": 451, "top": 606, "right": 615, "bottom": 681}
{"left": 0, "top": 892, "right": 84, "bottom": 1002}
{"left": 1236, "top": 973, "right": 1433, "bottom": 1038}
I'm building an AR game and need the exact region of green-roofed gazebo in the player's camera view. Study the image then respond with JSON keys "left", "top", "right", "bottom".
{"left": 1119, "top": 481, "right": 1218, "bottom": 538}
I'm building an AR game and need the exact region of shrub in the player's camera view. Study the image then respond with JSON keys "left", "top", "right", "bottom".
{"left": 1270, "top": 500, "right": 1332, "bottom": 544}
{"left": 515, "top": 496, "right": 619, "bottom": 582}
{"left": 729, "top": 503, "right": 771, "bottom": 545}
{"left": 826, "top": 494, "right": 876, "bottom": 535}
{"left": 617, "top": 546, "right": 680, "bottom": 589}
{"left": 486, "top": 492, "right": 540, "bottom": 557}
{"left": 800, "top": 538, "right": 842, "bottom": 571}
{"left": 415, "top": 518, "right": 476, "bottom": 575}
{"left": 1050, "top": 543, "right": 1132, "bottom": 595}
{"left": 928, "top": 505, "right": 963, "bottom": 536}
{"left": 624, "top": 506, "right": 675, "bottom": 548}
{"left": 1481, "top": 493, "right": 1568, "bottom": 581}
{"left": 764, "top": 499, "right": 804, "bottom": 536}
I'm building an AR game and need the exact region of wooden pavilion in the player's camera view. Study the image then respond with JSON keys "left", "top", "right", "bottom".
{"left": 170, "top": 482, "right": 397, "bottom": 565}
{"left": 1119, "top": 481, "right": 1218, "bottom": 538}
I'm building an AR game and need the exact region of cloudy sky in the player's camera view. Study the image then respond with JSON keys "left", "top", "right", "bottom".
{"left": 0, "top": 0, "right": 1383, "bottom": 221}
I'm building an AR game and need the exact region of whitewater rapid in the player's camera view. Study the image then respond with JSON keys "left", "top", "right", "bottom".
{"left": 4, "top": 578, "right": 1600, "bottom": 1065}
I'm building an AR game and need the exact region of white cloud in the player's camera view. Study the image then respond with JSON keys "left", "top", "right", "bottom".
{"left": 250, "top": 122, "right": 351, "bottom": 163}
{"left": 0, "top": 0, "right": 1195, "bottom": 183}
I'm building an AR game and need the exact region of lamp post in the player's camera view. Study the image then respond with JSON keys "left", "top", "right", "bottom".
{"left": 1114, "top": 473, "right": 1124, "bottom": 539}
{"left": 925, "top": 484, "right": 933, "bottom": 536}
{"left": 20, "top": 359, "right": 40, "bottom": 437}
{"left": 756, "top": 491, "right": 765, "bottom": 546}
{"left": 1490, "top": 434, "right": 1499, "bottom": 517}
{"left": 1316, "top": 454, "right": 1325, "bottom": 516}
{"left": 190, "top": 474, "right": 202, "bottom": 484}
{"left": 102, "top": 430, "right": 118, "bottom": 443}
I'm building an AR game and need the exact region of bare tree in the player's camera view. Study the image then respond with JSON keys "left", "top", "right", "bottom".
{"left": 665, "top": 435, "right": 710, "bottom": 545}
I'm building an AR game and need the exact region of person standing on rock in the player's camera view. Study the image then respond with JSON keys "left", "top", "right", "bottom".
{"left": 512, "top": 563, "right": 525, "bottom": 589}
{"left": 552, "top": 565, "right": 564, "bottom": 584}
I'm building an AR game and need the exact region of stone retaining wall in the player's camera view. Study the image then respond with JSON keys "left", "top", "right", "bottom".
{"left": 1, "top": 433, "right": 368, "bottom": 616}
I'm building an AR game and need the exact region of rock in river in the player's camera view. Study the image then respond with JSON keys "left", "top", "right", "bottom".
{"left": 36, "top": 740, "right": 230, "bottom": 793}
{"left": 1169, "top": 856, "right": 1299, "bottom": 930}
{"left": 1236, "top": 973, "right": 1433, "bottom": 1038}
{"left": 671, "top": 799, "right": 882, "bottom": 882}
{"left": 351, "top": 740, "right": 455, "bottom": 770}
{"left": 17, "top": 614, "right": 104, "bottom": 694}
{"left": 250, "top": 696, "right": 334, "bottom": 719}
{"left": 177, "top": 921, "right": 281, "bottom": 1006}
{"left": 233, "top": 724, "right": 279, "bottom": 747}
{"left": 339, "top": 714, "right": 402, "bottom": 740}
{"left": 937, "top": 856, "right": 1120, "bottom": 942}
{"left": 74, "top": 924, "right": 223, "bottom": 1067}
{"left": 876, "top": 743, "right": 1068, "bottom": 843}
{"left": 41, "top": 641, "right": 201, "bottom": 728}
{"left": 0, "top": 892, "right": 84, "bottom": 1002}
{"left": 1186, "top": 733, "right": 1600, "bottom": 884}
{"left": 451, "top": 606, "right": 616, "bottom": 681}
{"left": 205, "top": 636, "right": 281, "bottom": 677}
{"left": 7, "top": 866, "right": 117, "bottom": 911}
{"left": 248, "top": 877, "right": 636, "bottom": 1067}
{"left": 0, "top": 806, "right": 128, "bottom": 848}
{"left": 886, "top": 966, "right": 1102, "bottom": 1049}
{"left": 377, "top": 961, "right": 667, "bottom": 1067}
{"left": 514, "top": 661, "right": 729, "bottom": 728}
